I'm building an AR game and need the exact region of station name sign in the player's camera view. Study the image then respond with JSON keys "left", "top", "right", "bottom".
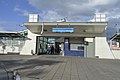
{"left": 52, "top": 28, "right": 74, "bottom": 33}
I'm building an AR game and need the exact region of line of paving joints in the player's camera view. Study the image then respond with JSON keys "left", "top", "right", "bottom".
{"left": 60, "top": 58, "right": 69, "bottom": 80}
{"left": 79, "top": 59, "right": 89, "bottom": 80}
{"left": 50, "top": 58, "right": 66, "bottom": 80}
{"left": 75, "top": 57, "right": 81, "bottom": 80}
{"left": 70, "top": 58, "right": 72, "bottom": 80}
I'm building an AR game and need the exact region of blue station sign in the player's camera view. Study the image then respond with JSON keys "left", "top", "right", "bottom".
{"left": 52, "top": 28, "right": 74, "bottom": 33}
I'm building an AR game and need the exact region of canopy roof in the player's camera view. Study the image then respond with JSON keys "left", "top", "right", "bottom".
{"left": 24, "top": 22, "right": 107, "bottom": 34}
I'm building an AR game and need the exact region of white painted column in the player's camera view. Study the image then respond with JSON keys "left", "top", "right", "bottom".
{"left": 20, "top": 30, "right": 39, "bottom": 55}
{"left": 60, "top": 43, "right": 64, "bottom": 56}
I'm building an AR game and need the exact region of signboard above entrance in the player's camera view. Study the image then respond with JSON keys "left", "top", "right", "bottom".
{"left": 52, "top": 28, "right": 74, "bottom": 33}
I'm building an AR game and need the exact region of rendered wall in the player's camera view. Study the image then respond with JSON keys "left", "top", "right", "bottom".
{"left": 20, "top": 30, "right": 39, "bottom": 55}
{"left": 95, "top": 37, "right": 114, "bottom": 59}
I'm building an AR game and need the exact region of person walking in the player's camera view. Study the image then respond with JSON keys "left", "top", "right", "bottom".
{"left": 51, "top": 45, "right": 54, "bottom": 55}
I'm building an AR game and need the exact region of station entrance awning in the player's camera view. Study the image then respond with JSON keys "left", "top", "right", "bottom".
{"left": 24, "top": 22, "right": 107, "bottom": 37}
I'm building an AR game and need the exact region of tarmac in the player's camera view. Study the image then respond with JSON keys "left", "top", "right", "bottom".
{"left": 0, "top": 55, "right": 120, "bottom": 80}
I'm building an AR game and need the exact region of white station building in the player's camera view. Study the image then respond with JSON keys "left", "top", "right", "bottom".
{"left": 0, "top": 13, "right": 116, "bottom": 59}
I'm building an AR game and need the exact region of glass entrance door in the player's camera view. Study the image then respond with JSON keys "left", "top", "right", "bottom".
{"left": 36, "top": 36, "right": 63, "bottom": 55}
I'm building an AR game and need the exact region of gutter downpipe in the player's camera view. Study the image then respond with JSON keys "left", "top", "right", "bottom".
{"left": 41, "top": 23, "right": 44, "bottom": 35}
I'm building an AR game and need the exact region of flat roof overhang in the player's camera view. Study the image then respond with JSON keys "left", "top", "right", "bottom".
{"left": 24, "top": 22, "right": 108, "bottom": 34}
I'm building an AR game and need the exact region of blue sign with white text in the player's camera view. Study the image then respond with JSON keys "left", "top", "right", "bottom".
{"left": 52, "top": 28, "right": 74, "bottom": 33}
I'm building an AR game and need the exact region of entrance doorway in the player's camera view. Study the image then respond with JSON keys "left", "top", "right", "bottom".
{"left": 36, "top": 36, "right": 63, "bottom": 55}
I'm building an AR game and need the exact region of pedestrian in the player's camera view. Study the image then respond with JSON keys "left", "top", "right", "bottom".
{"left": 51, "top": 45, "right": 54, "bottom": 55}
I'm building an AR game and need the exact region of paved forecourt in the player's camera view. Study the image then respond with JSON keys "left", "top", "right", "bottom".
{"left": 0, "top": 55, "right": 120, "bottom": 80}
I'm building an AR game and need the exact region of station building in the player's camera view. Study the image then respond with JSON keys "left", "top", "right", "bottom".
{"left": 0, "top": 13, "right": 115, "bottom": 59}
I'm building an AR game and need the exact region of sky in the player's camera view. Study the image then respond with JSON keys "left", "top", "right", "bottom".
{"left": 0, "top": 0, "right": 120, "bottom": 39}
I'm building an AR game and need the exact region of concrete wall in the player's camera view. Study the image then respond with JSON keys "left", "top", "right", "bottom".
{"left": 20, "top": 30, "right": 39, "bottom": 55}
{"left": 95, "top": 37, "right": 114, "bottom": 59}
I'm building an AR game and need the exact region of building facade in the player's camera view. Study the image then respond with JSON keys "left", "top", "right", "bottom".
{"left": 21, "top": 21, "right": 114, "bottom": 59}
{"left": 0, "top": 14, "right": 115, "bottom": 59}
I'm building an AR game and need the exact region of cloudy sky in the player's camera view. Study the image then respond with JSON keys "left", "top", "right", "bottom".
{"left": 0, "top": 0, "right": 120, "bottom": 38}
